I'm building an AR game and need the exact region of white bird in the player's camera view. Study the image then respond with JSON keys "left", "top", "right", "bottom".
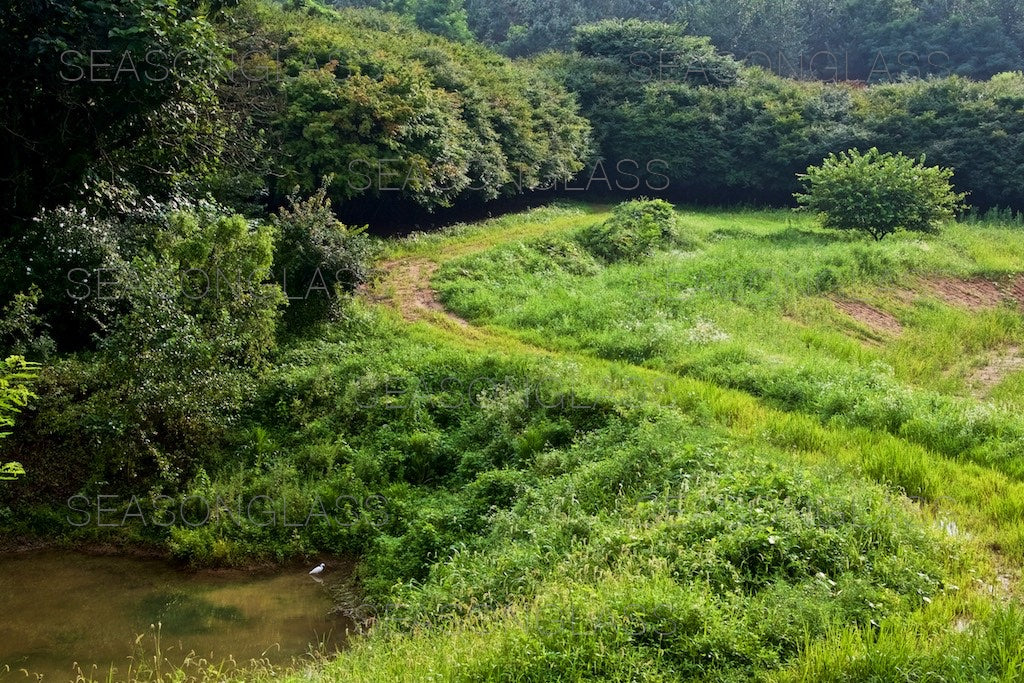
{"left": 309, "top": 563, "right": 326, "bottom": 575}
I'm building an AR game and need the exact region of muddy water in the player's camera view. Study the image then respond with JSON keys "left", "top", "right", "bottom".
{"left": 0, "top": 550, "right": 353, "bottom": 680}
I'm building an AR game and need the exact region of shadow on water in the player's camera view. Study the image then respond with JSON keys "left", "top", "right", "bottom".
{"left": 136, "top": 592, "right": 247, "bottom": 634}
{"left": 0, "top": 550, "right": 354, "bottom": 680}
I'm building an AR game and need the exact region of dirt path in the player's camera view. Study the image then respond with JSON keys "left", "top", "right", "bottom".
{"left": 363, "top": 257, "right": 467, "bottom": 325}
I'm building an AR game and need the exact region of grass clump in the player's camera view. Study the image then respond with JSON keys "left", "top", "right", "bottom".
{"left": 581, "top": 198, "right": 681, "bottom": 262}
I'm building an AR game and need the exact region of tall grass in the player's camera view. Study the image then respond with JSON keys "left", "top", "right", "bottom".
{"left": 66, "top": 204, "right": 1024, "bottom": 681}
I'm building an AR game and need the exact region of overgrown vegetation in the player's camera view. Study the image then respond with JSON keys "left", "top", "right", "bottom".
{"left": 6, "top": 0, "right": 1024, "bottom": 679}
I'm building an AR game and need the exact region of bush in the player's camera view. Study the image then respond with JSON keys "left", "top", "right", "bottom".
{"left": 795, "top": 148, "right": 967, "bottom": 240}
{"left": 87, "top": 205, "right": 284, "bottom": 480}
{"left": 273, "top": 179, "right": 375, "bottom": 330}
{"left": 4, "top": 200, "right": 287, "bottom": 499}
{"left": 583, "top": 198, "right": 679, "bottom": 262}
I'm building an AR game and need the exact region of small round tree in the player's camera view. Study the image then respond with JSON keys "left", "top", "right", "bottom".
{"left": 795, "top": 148, "right": 967, "bottom": 240}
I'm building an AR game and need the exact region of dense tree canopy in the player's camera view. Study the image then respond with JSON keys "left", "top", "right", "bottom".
{"left": 0, "top": 0, "right": 230, "bottom": 234}
{"left": 410, "top": 0, "right": 1024, "bottom": 80}
{"left": 538, "top": 20, "right": 1024, "bottom": 210}
{"left": 233, "top": 0, "right": 592, "bottom": 209}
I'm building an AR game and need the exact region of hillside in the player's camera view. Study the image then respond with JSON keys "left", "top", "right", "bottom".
{"left": 247, "top": 204, "right": 1024, "bottom": 679}
{"left": 5, "top": 0, "right": 1024, "bottom": 678}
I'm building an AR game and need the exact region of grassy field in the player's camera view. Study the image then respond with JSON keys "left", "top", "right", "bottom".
{"left": 126, "top": 202, "right": 1024, "bottom": 681}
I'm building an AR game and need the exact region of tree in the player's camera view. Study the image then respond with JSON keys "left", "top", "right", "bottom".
{"left": 255, "top": 0, "right": 592, "bottom": 209}
{"left": 410, "top": 0, "right": 473, "bottom": 41}
{"left": 795, "top": 147, "right": 967, "bottom": 240}
{"left": 572, "top": 19, "right": 740, "bottom": 86}
{"left": 0, "top": 0, "right": 230, "bottom": 234}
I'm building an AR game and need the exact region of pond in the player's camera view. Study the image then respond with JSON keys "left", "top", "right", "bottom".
{"left": 0, "top": 550, "right": 353, "bottom": 680}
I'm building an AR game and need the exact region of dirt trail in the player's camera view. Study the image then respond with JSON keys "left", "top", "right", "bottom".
{"left": 363, "top": 257, "right": 467, "bottom": 325}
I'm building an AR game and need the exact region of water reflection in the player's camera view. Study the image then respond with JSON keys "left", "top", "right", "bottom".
{"left": 0, "top": 550, "right": 353, "bottom": 680}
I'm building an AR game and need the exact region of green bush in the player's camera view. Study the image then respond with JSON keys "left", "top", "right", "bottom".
{"left": 583, "top": 198, "right": 679, "bottom": 262}
{"left": 795, "top": 148, "right": 967, "bottom": 240}
{"left": 5, "top": 200, "right": 286, "bottom": 497}
{"left": 273, "top": 179, "right": 375, "bottom": 330}
{"left": 241, "top": 0, "right": 593, "bottom": 208}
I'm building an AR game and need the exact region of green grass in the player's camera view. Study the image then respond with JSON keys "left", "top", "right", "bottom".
{"left": 68, "top": 203, "right": 1024, "bottom": 680}
{"left": 431, "top": 205, "right": 1024, "bottom": 533}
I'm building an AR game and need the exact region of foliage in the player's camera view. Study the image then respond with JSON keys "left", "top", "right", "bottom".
{"left": 233, "top": 0, "right": 592, "bottom": 209}
{"left": 582, "top": 198, "right": 680, "bottom": 261}
{"left": 461, "top": 0, "right": 1024, "bottom": 83}
{"left": 466, "top": 0, "right": 678, "bottom": 56}
{"left": 540, "top": 48, "right": 1024, "bottom": 210}
{"left": 0, "top": 286, "right": 55, "bottom": 360}
{"left": 0, "top": 198, "right": 165, "bottom": 351}
{"left": 854, "top": 73, "right": 1024, "bottom": 210}
{"left": 0, "top": 0, "right": 230, "bottom": 234}
{"left": 573, "top": 18, "right": 740, "bottom": 86}
{"left": 0, "top": 356, "right": 37, "bottom": 441}
{"left": 4, "top": 201, "right": 285, "bottom": 497}
{"left": 272, "top": 179, "right": 376, "bottom": 328}
{"left": 330, "top": 0, "right": 472, "bottom": 40}
{"left": 795, "top": 148, "right": 967, "bottom": 240}
{"left": 91, "top": 205, "right": 282, "bottom": 477}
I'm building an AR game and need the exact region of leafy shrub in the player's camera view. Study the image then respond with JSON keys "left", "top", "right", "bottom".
{"left": 88, "top": 205, "right": 283, "bottom": 480}
{"left": 273, "top": 179, "right": 375, "bottom": 329}
{"left": 0, "top": 356, "right": 36, "bottom": 441}
{"left": 795, "top": 148, "right": 967, "bottom": 240}
{"left": 6, "top": 201, "right": 286, "bottom": 497}
{"left": 583, "top": 198, "right": 679, "bottom": 262}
